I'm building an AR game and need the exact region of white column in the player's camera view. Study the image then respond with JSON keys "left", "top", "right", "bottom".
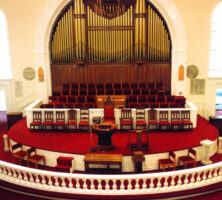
{"left": 171, "top": 51, "right": 187, "bottom": 96}
{"left": 200, "top": 139, "right": 214, "bottom": 165}
{"left": 217, "top": 137, "right": 222, "bottom": 154}
{"left": 3, "top": 134, "right": 9, "bottom": 152}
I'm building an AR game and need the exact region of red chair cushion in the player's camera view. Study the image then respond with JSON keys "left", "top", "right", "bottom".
{"left": 104, "top": 120, "right": 115, "bottom": 124}
{"left": 66, "top": 121, "right": 77, "bottom": 125}
{"left": 54, "top": 121, "right": 65, "bottom": 125}
{"left": 136, "top": 121, "right": 146, "bottom": 125}
{"left": 159, "top": 120, "right": 170, "bottom": 125}
{"left": 121, "top": 120, "right": 132, "bottom": 125}
{"left": 79, "top": 121, "right": 89, "bottom": 125}
{"left": 171, "top": 120, "right": 181, "bottom": 125}
{"left": 149, "top": 121, "right": 158, "bottom": 125}
{"left": 182, "top": 120, "right": 192, "bottom": 124}
{"left": 30, "top": 121, "right": 41, "bottom": 125}
{"left": 15, "top": 150, "right": 26, "bottom": 157}
{"left": 43, "top": 120, "right": 53, "bottom": 125}
{"left": 30, "top": 155, "right": 44, "bottom": 161}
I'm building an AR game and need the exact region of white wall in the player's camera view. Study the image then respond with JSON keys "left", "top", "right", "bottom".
{"left": 0, "top": 0, "right": 221, "bottom": 118}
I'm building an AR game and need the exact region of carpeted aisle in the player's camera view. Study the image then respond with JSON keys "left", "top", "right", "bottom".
{"left": 7, "top": 115, "right": 219, "bottom": 155}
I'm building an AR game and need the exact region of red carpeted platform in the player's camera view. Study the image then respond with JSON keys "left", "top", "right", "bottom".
{"left": 8, "top": 115, "right": 219, "bottom": 155}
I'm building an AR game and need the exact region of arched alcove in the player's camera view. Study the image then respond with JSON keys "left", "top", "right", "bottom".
{"left": 35, "top": 0, "right": 187, "bottom": 101}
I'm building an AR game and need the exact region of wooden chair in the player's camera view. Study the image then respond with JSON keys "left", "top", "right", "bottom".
{"left": 42, "top": 111, "right": 54, "bottom": 130}
{"left": 11, "top": 143, "right": 26, "bottom": 165}
{"left": 148, "top": 109, "right": 158, "bottom": 132}
{"left": 26, "top": 147, "right": 45, "bottom": 169}
{"left": 178, "top": 148, "right": 197, "bottom": 169}
{"left": 158, "top": 151, "right": 176, "bottom": 172}
{"left": 30, "top": 111, "right": 42, "bottom": 131}
{"left": 79, "top": 108, "right": 90, "bottom": 131}
{"left": 103, "top": 96, "right": 115, "bottom": 124}
{"left": 181, "top": 110, "right": 193, "bottom": 131}
{"left": 171, "top": 110, "right": 181, "bottom": 131}
{"left": 159, "top": 111, "right": 170, "bottom": 131}
{"left": 54, "top": 111, "right": 65, "bottom": 131}
{"left": 136, "top": 108, "right": 146, "bottom": 129}
{"left": 120, "top": 108, "right": 133, "bottom": 131}
{"left": 66, "top": 109, "right": 77, "bottom": 130}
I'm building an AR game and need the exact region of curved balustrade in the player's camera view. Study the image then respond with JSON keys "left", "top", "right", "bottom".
{"left": 0, "top": 160, "right": 222, "bottom": 196}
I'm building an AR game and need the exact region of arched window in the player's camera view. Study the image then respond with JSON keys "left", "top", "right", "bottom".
{"left": 209, "top": 3, "right": 222, "bottom": 77}
{"left": 0, "top": 10, "right": 12, "bottom": 79}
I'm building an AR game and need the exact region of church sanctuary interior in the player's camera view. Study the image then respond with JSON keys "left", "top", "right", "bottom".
{"left": 2, "top": 0, "right": 222, "bottom": 199}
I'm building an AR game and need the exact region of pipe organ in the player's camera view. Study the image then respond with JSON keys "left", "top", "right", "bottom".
{"left": 50, "top": 0, "right": 171, "bottom": 64}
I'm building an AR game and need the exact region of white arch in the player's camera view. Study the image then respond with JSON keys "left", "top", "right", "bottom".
{"left": 35, "top": 0, "right": 187, "bottom": 100}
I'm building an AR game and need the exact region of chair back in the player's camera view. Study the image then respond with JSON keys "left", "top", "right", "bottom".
{"left": 44, "top": 111, "right": 53, "bottom": 121}
{"left": 136, "top": 108, "right": 145, "bottom": 121}
{"left": 56, "top": 111, "right": 65, "bottom": 121}
{"left": 171, "top": 111, "right": 180, "bottom": 121}
{"left": 159, "top": 111, "right": 169, "bottom": 121}
{"left": 27, "top": 147, "right": 36, "bottom": 157}
{"left": 104, "top": 96, "right": 114, "bottom": 121}
{"left": 11, "top": 143, "right": 22, "bottom": 151}
{"left": 121, "top": 108, "right": 132, "bottom": 120}
{"left": 80, "top": 108, "right": 89, "bottom": 121}
{"left": 148, "top": 109, "right": 157, "bottom": 121}
{"left": 68, "top": 109, "right": 76, "bottom": 121}
{"left": 169, "top": 151, "right": 176, "bottom": 162}
{"left": 181, "top": 110, "right": 190, "bottom": 120}
{"left": 189, "top": 148, "right": 197, "bottom": 159}
{"left": 33, "top": 111, "right": 41, "bottom": 122}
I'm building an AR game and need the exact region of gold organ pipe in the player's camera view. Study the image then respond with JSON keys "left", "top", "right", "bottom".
{"left": 74, "top": 0, "right": 78, "bottom": 60}
{"left": 147, "top": 5, "right": 150, "bottom": 61}
{"left": 67, "top": 9, "right": 70, "bottom": 63}
{"left": 87, "top": 7, "right": 90, "bottom": 62}
{"left": 65, "top": 12, "right": 68, "bottom": 62}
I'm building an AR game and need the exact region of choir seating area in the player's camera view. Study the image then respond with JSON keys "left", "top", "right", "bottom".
{"left": 43, "top": 82, "right": 186, "bottom": 109}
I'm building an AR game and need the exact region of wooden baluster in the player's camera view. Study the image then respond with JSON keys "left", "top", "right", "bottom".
{"left": 91, "top": 179, "right": 95, "bottom": 190}
{"left": 55, "top": 176, "right": 59, "bottom": 187}
{"left": 23, "top": 172, "right": 28, "bottom": 181}
{"left": 196, "top": 172, "right": 201, "bottom": 182}
{"left": 184, "top": 174, "right": 188, "bottom": 184}
{"left": 164, "top": 176, "right": 168, "bottom": 187}
{"left": 120, "top": 179, "right": 124, "bottom": 190}
{"left": 48, "top": 175, "right": 53, "bottom": 186}
{"left": 29, "top": 173, "right": 34, "bottom": 183}
{"left": 208, "top": 169, "right": 213, "bottom": 179}
{"left": 190, "top": 173, "right": 195, "bottom": 184}
{"left": 105, "top": 179, "right": 109, "bottom": 190}
{"left": 142, "top": 178, "right": 146, "bottom": 189}
{"left": 150, "top": 177, "right": 154, "bottom": 189}
{"left": 171, "top": 175, "right": 176, "bottom": 187}
{"left": 98, "top": 179, "right": 102, "bottom": 191}
{"left": 113, "top": 179, "right": 117, "bottom": 190}
{"left": 156, "top": 177, "right": 161, "bottom": 188}
{"left": 202, "top": 171, "right": 207, "bottom": 180}
{"left": 83, "top": 178, "right": 87, "bottom": 190}
{"left": 135, "top": 179, "right": 139, "bottom": 190}
{"left": 61, "top": 177, "right": 66, "bottom": 188}
{"left": 128, "top": 179, "right": 132, "bottom": 190}
{"left": 41, "top": 175, "right": 46, "bottom": 185}
{"left": 35, "top": 174, "right": 40, "bottom": 184}
{"left": 76, "top": 178, "right": 80, "bottom": 189}
{"left": 68, "top": 178, "right": 73, "bottom": 188}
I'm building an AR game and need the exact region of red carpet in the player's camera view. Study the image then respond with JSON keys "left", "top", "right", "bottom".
{"left": 8, "top": 115, "right": 219, "bottom": 155}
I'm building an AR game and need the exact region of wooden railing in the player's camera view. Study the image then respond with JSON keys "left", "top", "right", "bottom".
{"left": 0, "top": 160, "right": 222, "bottom": 196}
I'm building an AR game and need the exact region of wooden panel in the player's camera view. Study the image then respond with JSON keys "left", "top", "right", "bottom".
{"left": 51, "top": 62, "right": 171, "bottom": 92}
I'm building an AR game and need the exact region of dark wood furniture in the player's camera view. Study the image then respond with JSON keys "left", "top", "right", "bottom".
{"left": 11, "top": 143, "right": 26, "bottom": 165}
{"left": 55, "top": 156, "right": 74, "bottom": 173}
{"left": 66, "top": 109, "right": 77, "bottom": 130}
{"left": 171, "top": 110, "right": 181, "bottom": 131}
{"left": 54, "top": 111, "right": 65, "bottom": 130}
{"left": 181, "top": 110, "right": 193, "bottom": 131}
{"left": 30, "top": 111, "right": 42, "bottom": 131}
{"left": 132, "top": 151, "right": 145, "bottom": 173}
{"left": 26, "top": 147, "right": 46, "bottom": 169}
{"left": 120, "top": 108, "right": 133, "bottom": 131}
{"left": 79, "top": 108, "right": 90, "bottom": 131}
{"left": 92, "top": 122, "right": 117, "bottom": 151}
{"left": 159, "top": 110, "right": 170, "bottom": 131}
{"left": 42, "top": 111, "right": 54, "bottom": 130}
{"left": 148, "top": 109, "right": 158, "bottom": 132}
{"left": 96, "top": 95, "right": 126, "bottom": 108}
{"left": 128, "top": 130, "right": 149, "bottom": 152}
{"left": 136, "top": 108, "right": 146, "bottom": 129}
{"left": 84, "top": 153, "right": 123, "bottom": 173}
{"left": 158, "top": 151, "right": 176, "bottom": 172}
{"left": 178, "top": 148, "right": 197, "bottom": 169}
